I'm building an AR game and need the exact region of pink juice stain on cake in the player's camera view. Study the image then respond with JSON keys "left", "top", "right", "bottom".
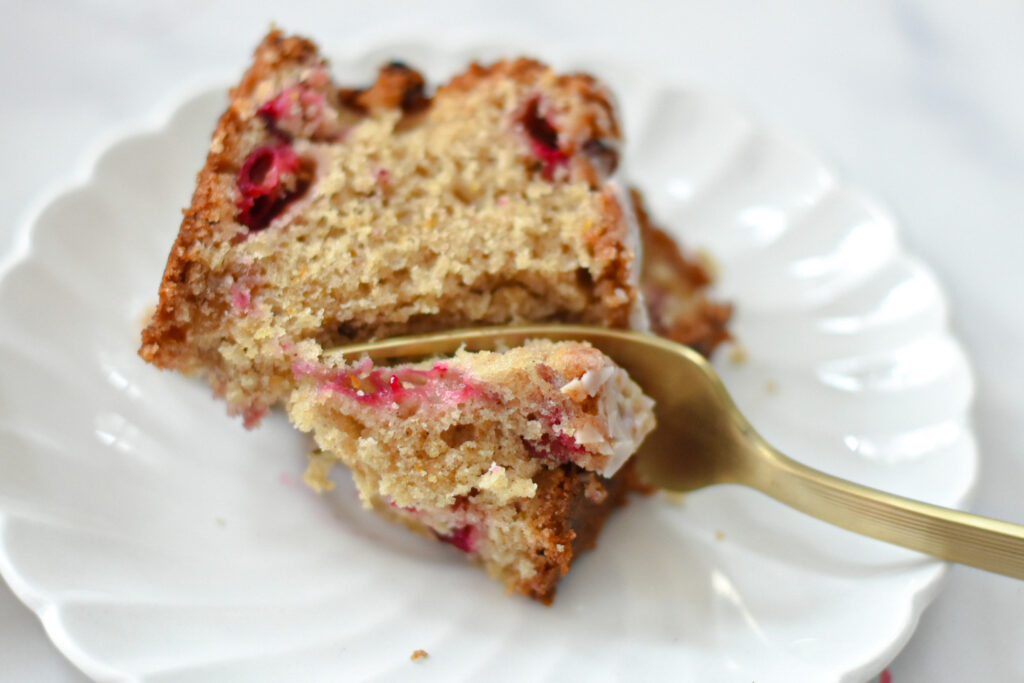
{"left": 294, "top": 359, "right": 484, "bottom": 410}
{"left": 521, "top": 408, "right": 590, "bottom": 465}
{"left": 241, "top": 404, "right": 268, "bottom": 429}
{"left": 437, "top": 524, "right": 478, "bottom": 553}
{"left": 384, "top": 497, "right": 479, "bottom": 553}
{"left": 258, "top": 83, "right": 333, "bottom": 139}
{"left": 385, "top": 498, "right": 419, "bottom": 515}
{"left": 258, "top": 85, "right": 324, "bottom": 123}
{"left": 229, "top": 281, "right": 252, "bottom": 312}
{"left": 520, "top": 97, "right": 569, "bottom": 181}
{"left": 523, "top": 431, "right": 589, "bottom": 465}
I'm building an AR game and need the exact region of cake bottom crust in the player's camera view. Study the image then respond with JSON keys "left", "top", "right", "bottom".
{"left": 519, "top": 460, "right": 647, "bottom": 604}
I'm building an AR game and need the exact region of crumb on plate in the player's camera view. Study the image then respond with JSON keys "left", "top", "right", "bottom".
{"left": 662, "top": 491, "right": 688, "bottom": 505}
{"left": 728, "top": 343, "right": 749, "bottom": 365}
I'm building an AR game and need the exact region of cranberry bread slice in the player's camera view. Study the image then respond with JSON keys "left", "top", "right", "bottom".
{"left": 139, "top": 29, "right": 643, "bottom": 426}
{"left": 287, "top": 340, "right": 656, "bottom": 602}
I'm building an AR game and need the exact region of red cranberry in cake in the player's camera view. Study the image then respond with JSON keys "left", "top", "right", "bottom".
{"left": 293, "top": 358, "right": 485, "bottom": 413}
{"left": 235, "top": 143, "right": 310, "bottom": 230}
{"left": 523, "top": 431, "right": 588, "bottom": 465}
{"left": 289, "top": 340, "right": 656, "bottom": 602}
{"left": 437, "top": 524, "right": 478, "bottom": 553}
{"left": 519, "top": 97, "right": 570, "bottom": 181}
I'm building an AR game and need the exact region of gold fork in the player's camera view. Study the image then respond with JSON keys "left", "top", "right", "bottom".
{"left": 331, "top": 324, "right": 1024, "bottom": 579}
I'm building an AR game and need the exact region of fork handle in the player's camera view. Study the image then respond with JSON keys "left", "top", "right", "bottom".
{"left": 748, "top": 447, "right": 1024, "bottom": 579}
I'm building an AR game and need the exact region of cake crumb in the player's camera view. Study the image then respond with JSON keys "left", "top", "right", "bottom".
{"left": 696, "top": 248, "right": 720, "bottom": 279}
{"left": 715, "top": 529, "right": 725, "bottom": 541}
{"left": 137, "top": 303, "right": 157, "bottom": 333}
{"left": 303, "top": 449, "right": 336, "bottom": 492}
{"left": 216, "top": 517, "right": 226, "bottom": 527}
{"left": 728, "top": 344, "right": 748, "bottom": 365}
{"left": 764, "top": 379, "right": 779, "bottom": 394}
{"left": 410, "top": 649, "right": 429, "bottom": 661}
{"left": 583, "top": 477, "right": 608, "bottom": 504}
{"left": 662, "top": 491, "right": 688, "bottom": 505}
{"left": 477, "top": 462, "right": 537, "bottom": 504}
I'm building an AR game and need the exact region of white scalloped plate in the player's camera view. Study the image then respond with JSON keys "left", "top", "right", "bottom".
{"left": 0, "top": 42, "right": 976, "bottom": 683}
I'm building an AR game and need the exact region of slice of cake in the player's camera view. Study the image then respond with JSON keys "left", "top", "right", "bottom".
{"left": 139, "top": 29, "right": 645, "bottom": 426}
{"left": 287, "top": 340, "right": 656, "bottom": 601}
{"left": 137, "top": 28, "right": 732, "bottom": 603}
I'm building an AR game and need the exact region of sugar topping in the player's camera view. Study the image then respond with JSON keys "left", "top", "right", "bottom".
{"left": 561, "top": 364, "right": 655, "bottom": 476}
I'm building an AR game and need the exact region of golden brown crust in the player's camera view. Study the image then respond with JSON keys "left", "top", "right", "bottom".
{"left": 140, "top": 29, "right": 325, "bottom": 371}
{"left": 440, "top": 58, "right": 548, "bottom": 94}
{"left": 439, "top": 58, "right": 619, "bottom": 136}
{"left": 231, "top": 30, "right": 321, "bottom": 104}
{"left": 519, "top": 461, "right": 642, "bottom": 604}
{"left": 582, "top": 188, "right": 637, "bottom": 329}
{"left": 338, "top": 61, "right": 428, "bottom": 113}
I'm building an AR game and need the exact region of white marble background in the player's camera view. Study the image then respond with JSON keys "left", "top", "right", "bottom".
{"left": 1, "top": 1, "right": 1021, "bottom": 681}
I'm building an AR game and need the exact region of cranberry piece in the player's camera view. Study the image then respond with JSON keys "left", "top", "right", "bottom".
{"left": 521, "top": 98, "right": 570, "bottom": 181}
{"left": 437, "top": 524, "right": 477, "bottom": 553}
{"left": 316, "top": 361, "right": 482, "bottom": 409}
{"left": 236, "top": 144, "right": 307, "bottom": 230}
{"left": 257, "top": 88, "right": 297, "bottom": 125}
{"left": 258, "top": 83, "right": 342, "bottom": 140}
